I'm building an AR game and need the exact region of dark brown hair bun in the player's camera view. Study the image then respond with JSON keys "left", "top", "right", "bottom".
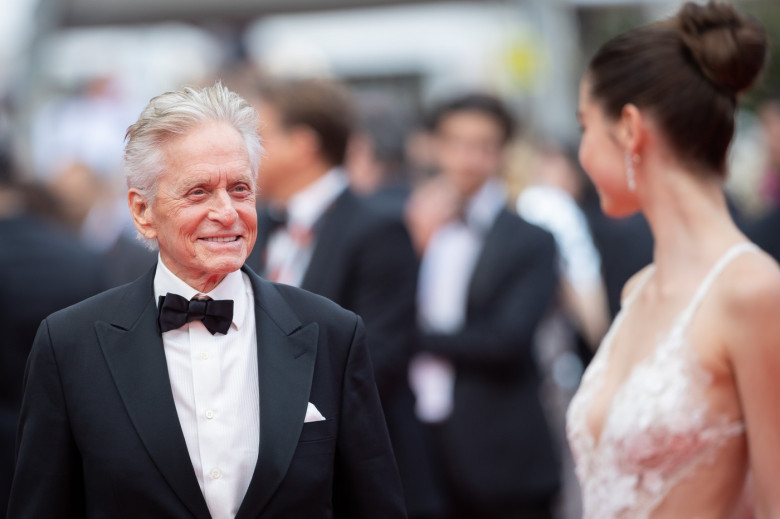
{"left": 586, "top": 0, "right": 768, "bottom": 174}
{"left": 676, "top": 1, "right": 767, "bottom": 97}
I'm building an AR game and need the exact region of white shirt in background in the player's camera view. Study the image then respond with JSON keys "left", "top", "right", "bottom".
{"left": 264, "top": 168, "right": 348, "bottom": 287}
{"left": 516, "top": 184, "right": 602, "bottom": 295}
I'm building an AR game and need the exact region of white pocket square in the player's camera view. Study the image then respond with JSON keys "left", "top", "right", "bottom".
{"left": 304, "top": 402, "right": 326, "bottom": 423}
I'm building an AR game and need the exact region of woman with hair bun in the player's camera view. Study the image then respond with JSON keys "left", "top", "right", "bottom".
{"left": 566, "top": 2, "right": 780, "bottom": 518}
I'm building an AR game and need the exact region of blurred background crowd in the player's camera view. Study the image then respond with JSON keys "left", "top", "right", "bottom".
{"left": 1, "top": 0, "right": 779, "bottom": 518}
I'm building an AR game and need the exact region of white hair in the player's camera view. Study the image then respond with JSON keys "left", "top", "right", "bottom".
{"left": 124, "top": 82, "right": 261, "bottom": 249}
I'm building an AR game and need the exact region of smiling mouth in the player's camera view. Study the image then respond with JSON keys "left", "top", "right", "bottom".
{"left": 201, "top": 236, "right": 240, "bottom": 242}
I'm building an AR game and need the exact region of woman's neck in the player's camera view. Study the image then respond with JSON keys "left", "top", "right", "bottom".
{"left": 639, "top": 165, "right": 742, "bottom": 292}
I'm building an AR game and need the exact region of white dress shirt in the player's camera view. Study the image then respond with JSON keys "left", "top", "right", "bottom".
{"left": 154, "top": 258, "right": 259, "bottom": 519}
{"left": 410, "top": 179, "right": 506, "bottom": 422}
{"left": 264, "top": 168, "right": 348, "bottom": 287}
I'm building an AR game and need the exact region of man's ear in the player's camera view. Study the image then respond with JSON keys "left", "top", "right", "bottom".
{"left": 128, "top": 189, "right": 157, "bottom": 241}
{"left": 618, "top": 103, "right": 645, "bottom": 155}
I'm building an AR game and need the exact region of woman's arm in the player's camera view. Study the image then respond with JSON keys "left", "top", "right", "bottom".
{"left": 726, "top": 251, "right": 780, "bottom": 518}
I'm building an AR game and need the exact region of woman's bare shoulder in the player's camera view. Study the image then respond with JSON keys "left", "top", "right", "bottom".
{"left": 723, "top": 249, "right": 780, "bottom": 314}
{"left": 719, "top": 248, "right": 780, "bottom": 354}
{"left": 619, "top": 264, "right": 655, "bottom": 304}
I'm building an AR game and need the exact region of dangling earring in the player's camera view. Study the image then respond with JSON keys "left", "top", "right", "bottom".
{"left": 625, "top": 151, "right": 637, "bottom": 192}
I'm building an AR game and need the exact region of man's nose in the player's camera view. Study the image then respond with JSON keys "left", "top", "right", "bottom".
{"left": 209, "top": 190, "right": 238, "bottom": 224}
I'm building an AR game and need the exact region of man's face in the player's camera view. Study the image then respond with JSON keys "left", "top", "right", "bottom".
{"left": 135, "top": 121, "right": 257, "bottom": 291}
{"left": 433, "top": 110, "right": 505, "bottom": 198}
{"left": 255, "top": 101, "right": 298, "bottom": 202}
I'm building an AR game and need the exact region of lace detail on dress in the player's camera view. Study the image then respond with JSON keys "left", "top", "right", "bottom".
{"left": 566, "top": 243, "right": 758, "bottom": 519}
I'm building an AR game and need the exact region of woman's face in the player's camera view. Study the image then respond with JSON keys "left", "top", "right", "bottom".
{"left": 578, "top": 76, "right": 639, "bottom": 217}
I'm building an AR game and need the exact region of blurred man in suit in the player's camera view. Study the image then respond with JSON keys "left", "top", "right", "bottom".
{"left": 406, "top": 93, "right": 561, "bottom": 519}
{"left": 245, "top": 78, "right": 443, "bottom": 519}
{"left": 8, "top": 82, "right": 405, "bottom": 519}
{"left": 0, "top": 141, "right": 105, "bottom": 516}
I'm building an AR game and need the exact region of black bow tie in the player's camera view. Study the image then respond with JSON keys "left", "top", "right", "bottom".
{"left": 158, "top": 293, "right": 234, "bottom": 335}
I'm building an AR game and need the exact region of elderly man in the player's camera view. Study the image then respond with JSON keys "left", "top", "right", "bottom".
{"left": 7, "top": 83, "right": 406, "bottom": 519}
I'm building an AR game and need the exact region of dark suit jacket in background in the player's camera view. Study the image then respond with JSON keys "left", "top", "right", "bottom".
{"left": 99, "top": 232, "right": 157, "bottom": 289}
{"left": 247, "top": 188, "right": 442, "bottom": 517}
{"left": 419, "top": 209, "right": 561, "bottom": 511}
{"left": 249, "top": 189, "right": 416, "bottom": 398}
{"left": 8, "top": 265, "right": 406, "bottom": 519}
{"left": 0, "top": 214, "right": 104, "bottom": 516}
{"left": 746, "top": 206, "right": 780, "bottom": 265}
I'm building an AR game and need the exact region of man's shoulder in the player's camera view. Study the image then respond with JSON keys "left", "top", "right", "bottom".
{"left": 263, "top": 281, "right": 357, "bottom": 326}
{"left": 494, "top": 209, "right": 557, "bottom": 251}
{"left": 46, "top": 274, "right": 150, "bottom": 329}
{"left": 245, "top": 267, "right": 357, "bottom": 328}
{"left": 334, "top": 188, "right": 408, "bottom": 236}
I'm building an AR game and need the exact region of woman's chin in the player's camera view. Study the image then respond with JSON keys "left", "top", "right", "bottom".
{"left": 601, "top": 200, "right": 640, "bottom": 219}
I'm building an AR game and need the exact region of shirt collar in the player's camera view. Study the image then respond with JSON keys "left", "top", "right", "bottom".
{"left": 464, "top": 179, "right": 507, "bottom": 233}
{"left": 153, "top": 256, "right": 249, "bottom": 331}
{"left": 286, "top": 167, "right": 348, "bottom": 229}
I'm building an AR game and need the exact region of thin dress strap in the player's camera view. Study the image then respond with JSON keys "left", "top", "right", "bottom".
{"left": 622, "top": 265, "right": 656, "bottom": 309}
{"left": 672, "top": 242, "right": 760, "bottom": 334}
{"left": 597, "top": 266, "right": 656, "bottom": 357}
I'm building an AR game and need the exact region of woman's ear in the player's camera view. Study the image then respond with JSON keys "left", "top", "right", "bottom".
{"left": 619, "top": 103, "right": 645, "bottom": 155}
{"left": 128, "top": 190, "right": 157, "bottom": 241}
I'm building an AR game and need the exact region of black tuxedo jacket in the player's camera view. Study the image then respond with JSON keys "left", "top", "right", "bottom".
{"left": 8, "top": 265, "right": 406, "bottom": 519}
{"left": 420, "top": 209, "right": 561, "bottom": 508}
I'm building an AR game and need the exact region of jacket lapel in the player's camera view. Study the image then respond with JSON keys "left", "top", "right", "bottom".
{"left": 467, "top": 210, "right": 514, "bottom": 312}
{"left": 95, "top": 266, "right": 211, "bottom": 519}
{"left": 235, "top": 268, "right": 319, "bottom": 519}
{"left": 300, "top": 189, "right": 354, "bottom": 295}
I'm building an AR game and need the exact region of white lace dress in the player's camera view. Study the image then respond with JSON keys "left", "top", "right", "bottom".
{"left": 566, "top": 243, "right": 758, "bottom": 519}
